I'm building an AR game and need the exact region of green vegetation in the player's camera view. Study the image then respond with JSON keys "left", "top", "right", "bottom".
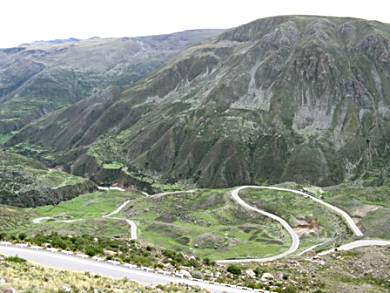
{"left": 123, "top": 189, "right": 290, "bottom": 260}
{"left": 4, "top": 256, "right": 27, "bottom": 263}
{"left": 1, "top": 190, "right": 139, "bottom": 238}
{"left": 0, "top": 133, "right": 11, "bottom": 145}
{"left": 227, "top": 264, "right": 242, "bottom": 275}
{"left": 0, "top": 149, "right": 95, "bottom": 207}
{"left": 0, "top": 255, "right": 207, "bottom": 292}
{"left": 323, "top": 183, "right": 390, "bottom": 239}
{"left": 240, "top": 187, "right": 354, "bottom": 250}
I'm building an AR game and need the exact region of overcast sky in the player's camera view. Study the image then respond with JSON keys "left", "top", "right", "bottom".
{"left": 1, "top": 0, "right": 389, "bottom": 48}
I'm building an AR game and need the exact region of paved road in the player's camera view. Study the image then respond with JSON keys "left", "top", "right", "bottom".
{"left": 318, "top": 239, "right": 390, "bottom": 256}
{"left": 217, "top": 186, "right": 300, "bottom": 264}
{"left": 0, "top": 245, "right": 249, "bottom": 293}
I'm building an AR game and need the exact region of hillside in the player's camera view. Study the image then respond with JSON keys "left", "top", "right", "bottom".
{"left": 0, "top": 150, "right": 96, "bottom": 207}
{"left": 7, "top": 15, "right": 390, "bottom": 188}
{"left": 0, "top": 29, "right": 222, "bottom": 134}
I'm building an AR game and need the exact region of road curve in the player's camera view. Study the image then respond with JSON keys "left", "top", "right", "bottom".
{"left": 0, "top": 245, "right": 249, "bottom": 293}
{"left": 103, "top": 200, "right": 137, "bottom": 240}
{"left": 217, "top": 186, "right": 300, "bottom": 264}
{"left": 261, "top": 186, "right": 363, "bottom": 237}
{"left": 318, "top": 239, "right": 390, "bottom": 256}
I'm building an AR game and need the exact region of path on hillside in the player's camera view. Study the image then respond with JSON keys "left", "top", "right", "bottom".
{"left": 129, "top": 185, "right": 371, "bottom": 263}
{"left": 261, "top": 186, "right": 363, "bottom": 237}
{"left": 318, "top": 239, "right": 390, "bottom": 255}
{"left": 31, "top": 184, "right": 388, "bottom": 264}
{"left": 103, "top": 200, "right": 137, "bottom": 240}
{"left": 7, "top": 185, "right": 390, "bottom": 291}
{"left": 31, "top": 193, "right": 137, "bottom": 240}
{"left": 217, "top": 186, "right": 300, "bottom": 264}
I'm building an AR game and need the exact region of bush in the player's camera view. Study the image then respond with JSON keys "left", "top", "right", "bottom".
{"left": 6, "top": 256, "right": 26, "bottom": 263}
{"left": 191, "top": 270, "right": 203, "bottom": 279}
{"left": 227, "top": 264, "right": 242, "bottom": 275}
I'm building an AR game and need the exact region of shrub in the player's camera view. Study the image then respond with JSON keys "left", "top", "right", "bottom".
{"left": 227, "top": 264, "right": 242, "bottom": 275}
{"left": 6, "top": 256, "right": 26, "bottom": 263}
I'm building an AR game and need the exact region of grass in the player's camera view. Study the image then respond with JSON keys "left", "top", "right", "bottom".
{"left": 122, "top": 189, "right": 291, "bottom": 260}
{"left": 0, "top": 149, "right": 87, "bottom": 189}
{"left": 0, "top": 256, "right": 206, "bottom": 292}
{"left": 323, "top": 183, "right": 390, "bottom": 239}
{"left": 102, "top": 161, "right": 124, "bottom": 170}
{"left": 0, "top": 133, "right": 12, "bottom": 145}
{"left": 1, "top": 190, "right": 141, "bottom": 238}
{"left": 34, "top": 190, "right": 134, "bottom": 218}
{"left": 240, "top": 188, "right": 353, "bottom": 251}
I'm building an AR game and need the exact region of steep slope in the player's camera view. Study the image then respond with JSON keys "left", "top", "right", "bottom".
{"left": 8, "top": 15, "right": 390, "bottom": 187}
{"left": 0, "top": 30, "right": 223, "bottom": 133}
{"left": 0, "top": 150, "right": 96, "bottom": 207}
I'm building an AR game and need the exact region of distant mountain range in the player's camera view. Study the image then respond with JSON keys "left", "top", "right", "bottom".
{"left": 0, "top": 29, "right": 223, "bottom": 133}
{"left": 3, "top": 15, "right": 390, "bottom": 188}
{"left": 19, "top": 37, "right": 81, "bottom": 46}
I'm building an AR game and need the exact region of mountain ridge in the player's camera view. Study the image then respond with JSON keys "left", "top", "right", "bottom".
{"left": 6, "top": 15, "right": 390, "bottom": 188}
{"left": 0, "top": 29, "right": 223, "bottom": 133}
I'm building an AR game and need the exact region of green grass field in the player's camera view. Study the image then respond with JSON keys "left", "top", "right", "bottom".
{"left": 4, "top": 182, "right": 385, "bottom": 261}
{"left": 122, "top": 189, "right": 291, "bottom": 260}
{"left": 1, "top": 190, "right": 140, "bottom": 238}
{"left": 323, "top": 184, "right": 390, "bottom": 239}
{"left": 240, "top": 188, "right": 352, "bottom": 251}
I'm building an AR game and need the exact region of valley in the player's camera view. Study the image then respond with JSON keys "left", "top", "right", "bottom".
{"left": 1, "top": 13, "right": 390, "bottom": 293}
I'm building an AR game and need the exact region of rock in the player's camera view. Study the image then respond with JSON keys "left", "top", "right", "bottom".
{"left": 103, "top": 250, "right": 116, "bottom": 257}
{"left": 261, "top": 272, "right": 274, "bottom": 282}
{"left": 245, "top": 269, "right": 256, "bottom": 278}
{"left": 179, "top": 269, "right": 192, "bottom": 278}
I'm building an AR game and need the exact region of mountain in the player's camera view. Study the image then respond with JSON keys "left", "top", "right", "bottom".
{"left": 7, "top": 15, "right": 390, "bottom": 188}
{"left": 0, "top": 29, "right": 223, "bottom": 133}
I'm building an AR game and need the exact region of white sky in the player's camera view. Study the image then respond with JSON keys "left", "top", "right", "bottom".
{"left": 1, "top": 0, "right": 389, "bottom": 48}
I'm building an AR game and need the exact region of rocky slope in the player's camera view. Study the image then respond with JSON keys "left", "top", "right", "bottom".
{"left": 8, "top": 15, "right": 390, "bottom": 187}
{"left": 0, "top": 30, "right": 222, "bottom": 133}
{"left": 0, "top": 150, "right": 96, "bottom": 207}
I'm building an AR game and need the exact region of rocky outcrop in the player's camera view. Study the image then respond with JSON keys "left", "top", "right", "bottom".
{"left": 0, "top": 178, "right": 96, "bottom": 208}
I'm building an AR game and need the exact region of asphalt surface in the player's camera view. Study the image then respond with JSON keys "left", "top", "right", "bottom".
{"left": 0, "top": 244, "right": 250, "bottom": 293}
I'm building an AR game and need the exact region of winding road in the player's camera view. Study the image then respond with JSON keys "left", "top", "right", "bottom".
{"left": 217, "top": 186, "right": 300, "bottom": 264}
{"left": 103, "top": 200, "right": 137, "bottom": 240}
{"left": 3, "top": 184, "right": 390, "bottom": 291}
{"left": 262, "top": 186, "right": 363, "bottom": 237}
{"left": 318, "top": 239, "right": 390, "bottom": 256}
